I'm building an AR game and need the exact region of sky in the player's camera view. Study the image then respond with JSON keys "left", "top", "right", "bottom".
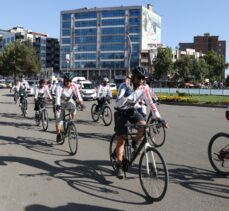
{"left": 1, "top": 0, "right": 228, "bottom": 74}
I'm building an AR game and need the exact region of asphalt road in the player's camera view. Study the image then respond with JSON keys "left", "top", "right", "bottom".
{"left": 0, "top": 89, "right": 228, "bottom": 211}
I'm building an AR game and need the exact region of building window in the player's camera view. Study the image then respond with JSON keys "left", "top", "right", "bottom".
{"left": 75, "top": 12, "right": 97, "bottom": 19}
{"left": 102, "top": 19, "right": 125, "bottom": 26}
{"left": 101, "top": 10, "right": 125, "bottom": 18}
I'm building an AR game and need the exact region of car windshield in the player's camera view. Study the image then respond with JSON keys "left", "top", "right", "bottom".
{"left": 82, "top": 84, "right": 93, "bottom": 89}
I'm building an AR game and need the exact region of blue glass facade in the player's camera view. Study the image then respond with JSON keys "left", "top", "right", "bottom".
{"left": 60, "top": 6, "right": 154, "bottom": 79}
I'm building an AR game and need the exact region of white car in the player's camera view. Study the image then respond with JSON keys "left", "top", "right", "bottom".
{"left": 78, "top": 80, "right": 96, "bottom": 100}
{"left": 27, "top": 80, "right": 38, "bottom": 96}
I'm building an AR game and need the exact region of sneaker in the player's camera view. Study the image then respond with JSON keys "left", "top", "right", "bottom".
{"left": 115, "top": 163, "right": 124, "bottom": 179}
{"left": 56, "top": 133, "right": 62, "bottom": 143}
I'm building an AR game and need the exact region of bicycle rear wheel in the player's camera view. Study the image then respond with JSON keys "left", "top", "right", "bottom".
{"left": 102, "top": 106, "right": 112, "bottom": 126}
{"left": 91, "top": 104, "right": 99, "bottom": 122}
{"left": 67, "top": 122, "right": 78, "bottom": 155}
{"left": 139, "top": 147, "right": 169, "bottom": 202}
{"left": 41, "top": 109, "right": 49, "bottom": 131}
{"left": 148, "top": 118, "right": 166, "bottom": 147}
{"left": 208, "top": 132, "right": 229, "bottom": 176}
{"left": 109, "top": 133, "right": 118, "bottom": 170}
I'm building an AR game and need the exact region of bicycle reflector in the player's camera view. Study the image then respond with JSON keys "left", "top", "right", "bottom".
{"left": 225, "top": 105, "right": 229, "bottom": 121}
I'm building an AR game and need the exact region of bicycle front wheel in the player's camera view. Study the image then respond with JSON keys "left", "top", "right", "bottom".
{"left": 148, "top": 118, "right": 166, "bottom": 147}
{"left": 91, "top": 104, "right": 99, "bottom": 122}
{"left": 102, "top": 106, "right": 112, "bottom": 126}
{"left": 208, "top": 132, "right": 229, "bottom": 176}
{"left": 139, "top": 147, "right": 169, "bottom": 202}
{"left": 21, "top": 99, "right": 27, "bottom": 117}
{"left": 67, "top": 122, "right": 78, "bottom": 155}
{"left": 41, "top": 109, "right": 49, "bottom": 131}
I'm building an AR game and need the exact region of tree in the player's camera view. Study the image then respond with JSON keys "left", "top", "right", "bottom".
{"left": 0, "top": 40, "right": 40, "bottom": 78}
{"left": 174, "top": 55, "right": 195, "bottom": 82}
{"left": 203, "top": 51, "right": 228, "bottom": 82}
{"left": 152, "top": 47, "right": 174, "bottom": 80}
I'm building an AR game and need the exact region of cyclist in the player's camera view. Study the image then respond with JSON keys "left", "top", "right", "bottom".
{"left": 34, "top": 79, "right": 52, "bottom": 114}
{"left": 114, "top": 66, "right": 168, "bottom": 179}
{"left": 96, "top": 77, "right": 112, "bottom": 112}
{"left": 55, "top": 72, "right": 84, "bottom": 143}
{"left": 15, "top": 76, "right": 30, "bottom": 112}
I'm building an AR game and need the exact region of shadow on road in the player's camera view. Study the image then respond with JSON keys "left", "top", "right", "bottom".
{"left": 168, "top": 163, "right": 229, "bottom": 199}
{"left": 25, "top": 203, "right": 121, "bottom": 211}
{"left": 0, "top": 156, "right": 150, "bottom": 205}
{"left": 78, "top": 132, "right": 111, "bottom": 142}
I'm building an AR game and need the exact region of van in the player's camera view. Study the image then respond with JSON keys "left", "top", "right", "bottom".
{"left": 78, "top": 80, "right": 96, "bottom": 100}
{"left": 72, "top": 77, "right": 86, "bottom": 84}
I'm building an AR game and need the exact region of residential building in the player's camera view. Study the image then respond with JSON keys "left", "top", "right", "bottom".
{"left": 179, "top": 33, "right": 226, "bottom": 60}
{"left": 0, "top": 27, "right": 60, "bottom": 75}
{"left": 60, "top": 4, "right": 162, "bottom": 81}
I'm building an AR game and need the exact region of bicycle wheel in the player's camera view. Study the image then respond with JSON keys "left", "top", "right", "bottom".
{"left": 91, "top": 104, "right": 99, "bottom": 122}
{"left": 67, "top": 122, "right": 78, "bottom": 155}
{"left": 148, "top": 118, "right": 166, "bottom": 147}
{"left": 109, "top": 133, "right": 118, "bottom": 170}
{"left": 41, "top": 109, "right": 49, "bottom": 131}
{"left": 102, "top": 106, "right": 112, "bottom": 126}
{"left": 35, "top": 112, "right": 40, "bottom": 126}
{"left": 21, "top": 99, "right": 27, "bottom": 117}
{"left": 139, "top": 147, "right": 169, "bottom": 202}
{"left": 208, "top": 132, "right": 229, "bottom": 176}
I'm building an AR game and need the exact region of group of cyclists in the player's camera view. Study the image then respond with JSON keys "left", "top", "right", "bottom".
{"left": 10, "top": 65, "right": 168, "bottom": 179}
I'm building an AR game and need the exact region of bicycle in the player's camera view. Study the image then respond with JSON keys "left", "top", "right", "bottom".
{"left": 91, "top": 97, "right": 112, "bottom": 126}
{"left": 208, "top": 132, "right": 229, "bottom": 176}
{"left": 208, "top": 106, "right": 229, "bottom": 176}
{"left": 57, "top": 110, "right": 78, "bottom": 156}
{"left": 35, "top": 97, "right": 49, "bottom": 131}
{"left": 20, "top": 92, "right": 28, "bottom": 117}
{"left": 109, "top": 123, "right": 169, "bottom": 202}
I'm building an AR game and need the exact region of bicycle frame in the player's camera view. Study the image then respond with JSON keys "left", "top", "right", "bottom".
{"left": 125, "top": 124, "right": 157, "bottom": 174}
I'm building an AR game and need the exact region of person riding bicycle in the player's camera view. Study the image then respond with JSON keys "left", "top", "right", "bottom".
{"left": 114, "top": 66, "right": 168, "bottom": 179}
{"left": 34, "top": 79, "right": 52, "bottom": 114}
{"left": 95, "top": 77, "right": 112, "bottom": 112}
{"left": 16, "top": 76, "right": 30, "bottom": 111}
{"left": 55, "top": 72, "right": 84, "bottom": 143}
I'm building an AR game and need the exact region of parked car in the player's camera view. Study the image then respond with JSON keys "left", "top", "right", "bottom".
{"left": 0, "top": 79, "right": 7, "bottom": 89}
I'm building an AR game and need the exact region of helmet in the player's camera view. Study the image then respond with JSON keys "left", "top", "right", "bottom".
{"left": 103, "top": 77, "right": 109, "bottom": 83}
{"left": 131, "top": 66, "right": 148, "bottom": 78}
{"left": 63, "top": 72, "right": 74, "bottom": 81}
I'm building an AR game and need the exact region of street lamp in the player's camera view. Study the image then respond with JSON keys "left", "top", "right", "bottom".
{"left": 65, "top": 53, "right": 70, "bottom": 73}
{"left": 127, "top": 33, "right": 132, "bottom": 75}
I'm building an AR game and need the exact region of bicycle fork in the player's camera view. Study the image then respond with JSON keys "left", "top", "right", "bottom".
{"left": 144, "top": 143, "right": 157, "bottom": 176}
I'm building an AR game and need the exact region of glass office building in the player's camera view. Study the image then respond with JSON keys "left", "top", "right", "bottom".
{"left": 60, "top": 5, "right": 161, "bottom": 81}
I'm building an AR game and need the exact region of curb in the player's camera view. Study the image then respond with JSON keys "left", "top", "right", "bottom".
{"left": 160, "top": 102, "right": 226, "bottom": 108}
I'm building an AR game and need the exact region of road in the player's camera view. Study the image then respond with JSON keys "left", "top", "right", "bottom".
{"left": 0, "top": 89, "right": 228, "bottom": 211}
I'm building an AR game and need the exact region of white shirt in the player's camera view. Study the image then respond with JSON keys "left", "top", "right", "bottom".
{"left": 97, "top": 84, "right": 112, "bottom": 98}
{"left": 115, "top": 84, "right": 161, "bottom": 119}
